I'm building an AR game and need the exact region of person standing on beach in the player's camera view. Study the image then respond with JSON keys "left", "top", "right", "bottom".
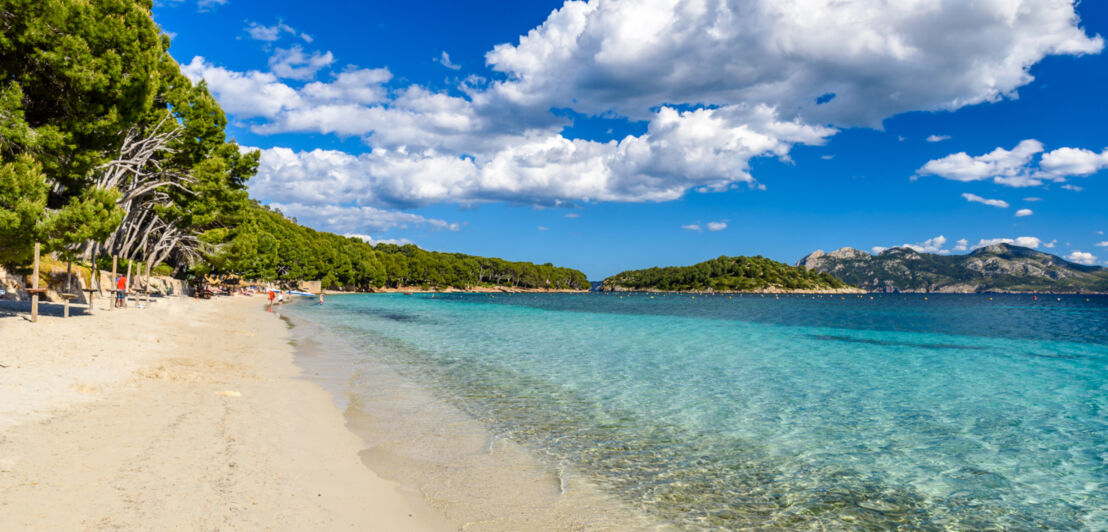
{"left": 115, "top": 275, "right": 127, "bottom": 308}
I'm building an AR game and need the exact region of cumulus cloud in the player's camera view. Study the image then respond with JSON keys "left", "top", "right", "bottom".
{"left": 681, "top": 224, "right": 702, "bottom": 231}
{"left": 926, "top": 134, "right": 951, "bottom": 143}
{"left": 185, "top": 1, "right": 1102, "bottom": 212}
{"left": 1065, "top": 251, "right": 1098, "bottom": 265}
{"left": 1015, "top": 208, "right": 1033, "bottom": 217}
{"left": 1024, "top": 196, "right": 1042, "bottom": 202}
{"left": 919, "top": 140, "right": 1045, "bottom": 187}
{"left": 269, "top": 46, "right": 334, "bottom": 80}
{"left": 1061, "top": 184, "right": 1084, "bottom": 191}
{"left": 1040, "top": 147, "right": 1108, "bottom": 176}
{"left": 269, "top": 202, "right": 459, "bottom": 235}
{"left": 1043, "top": 239, "right": 1057, "bottom": 248}
{"left": 1093, "top": 241, "right": 1108, "bottom": 247}
{"left": 706, "top": 221, "right": 727, "bottom": 231}
{"left": 962, "top": 192, "right": 1009, "bottom": 208}
{"left": 974, "top": 236, "right": 1042, "bottom": 249}
{"left": 249, "top": 105, "right": 833, "bottom": 208}
{"left": 953, "top": 238, "right": 968, "bottom": 252}
{"left": 919, "top": 140, "right": 1108, "bottom": 187}
{"left": 484, "top": 0, "right": 1101, "bottom": 126}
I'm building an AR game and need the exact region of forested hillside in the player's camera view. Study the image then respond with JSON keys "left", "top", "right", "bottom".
{"left": 0, "top": 1, "right": 588, "bottom": 292}
{"left": 209, "top": 205, "right": 589, "bottom": 290}
{"left": 600, "top": 255, "right": 850, "bottom": 292}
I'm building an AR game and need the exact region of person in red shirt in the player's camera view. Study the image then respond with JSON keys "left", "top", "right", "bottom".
{"left": 116, "top": 275, "right": 128, "bottom": 308}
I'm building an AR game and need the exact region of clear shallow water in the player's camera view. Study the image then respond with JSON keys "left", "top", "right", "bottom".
{"left": 287, "top": 293, "right": 1108, "bottom": 529}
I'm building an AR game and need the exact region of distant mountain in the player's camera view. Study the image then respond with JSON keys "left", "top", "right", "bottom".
{"left": 600, "top": 255, "right": 855, "bottom": 293}
{"left": 797, "top": 244, "right": 1108, "bottom": 293}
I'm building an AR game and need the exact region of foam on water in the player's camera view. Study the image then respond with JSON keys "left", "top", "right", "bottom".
{"left": 286, "top": 293, "right": 1108, "bottom": 529}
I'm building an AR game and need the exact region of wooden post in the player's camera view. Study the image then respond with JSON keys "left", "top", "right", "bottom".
{"left": 144, "top": 260, "right": 153, "bottom": 306}
{"left": 30, "top": 242, "right": 40, "bottom": 323}
{"left": 110, "top": 256, "right": 118, "bottom": 311}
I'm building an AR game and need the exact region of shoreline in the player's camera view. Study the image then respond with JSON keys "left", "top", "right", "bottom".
{"left": 281, "top": 301, "right": 669, "bottom": 531}
{"left": 0, "top": 296, "right": 448, "bottom": 530}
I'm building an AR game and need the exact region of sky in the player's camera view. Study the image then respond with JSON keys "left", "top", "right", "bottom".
{"left": 155, "top": 0, "right": 1108, "bottom": 279}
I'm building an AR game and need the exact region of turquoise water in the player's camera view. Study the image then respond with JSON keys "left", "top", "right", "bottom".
{"left": 287, "top": 293, "right": 1108, "bottom": 529}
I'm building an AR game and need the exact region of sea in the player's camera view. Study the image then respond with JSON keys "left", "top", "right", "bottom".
{"left": 283, "top": 292, "right": 1108, "bottom": 530}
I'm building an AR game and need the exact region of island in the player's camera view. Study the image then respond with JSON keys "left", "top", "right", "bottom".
{"left": 598, "top": 255, "right": 858, "bottom": 293}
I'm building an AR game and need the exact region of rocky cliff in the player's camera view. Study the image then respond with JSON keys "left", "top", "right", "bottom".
{"left": 797, "top": 244, "right": 1108, "bottom": 293}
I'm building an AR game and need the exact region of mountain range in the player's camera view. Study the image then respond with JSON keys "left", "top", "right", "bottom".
{"left": 797, "top": 244, "right": 1108, "bottom": 293}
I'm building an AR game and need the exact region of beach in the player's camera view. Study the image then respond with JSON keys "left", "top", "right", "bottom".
{"left": 0, "top": 296, "right": 448, "bottom": 531}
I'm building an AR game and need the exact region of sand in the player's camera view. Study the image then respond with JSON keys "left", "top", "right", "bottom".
{"left": 0, "top": 296, "right": 449, "bottom": 531}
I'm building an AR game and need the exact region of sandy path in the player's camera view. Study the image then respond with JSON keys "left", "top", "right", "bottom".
{"left": 0, "top": 296, "right": 448, "bottom": 531}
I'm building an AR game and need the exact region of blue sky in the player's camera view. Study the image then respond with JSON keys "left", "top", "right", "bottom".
{"left": 156, "top": 0, "right": 1108, "bottom": 279}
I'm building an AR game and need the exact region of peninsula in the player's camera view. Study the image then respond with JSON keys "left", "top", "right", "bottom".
{"left": 599, "top": 255, "right": 857, "bottom": 293}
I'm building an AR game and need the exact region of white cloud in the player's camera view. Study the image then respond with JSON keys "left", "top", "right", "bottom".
{"left": 875, "top": 235, "right": 949, "bottom": 254}
{"left": 344, "top": 233, "right": 413, "bottom": 246}
{"left": 953, "top": 238, "right": 968, "bottom": 252}
{"left": 1061, "top": 184, "right": 1084, "bottom": 191}
{"left": 919, "top": 140, "right": 1045, "bottom": 187}
{"left": 436, "top": 51, "right": 461, "bottom": 70}
{"left": 197, "top": 0, "right": 227, "bottom": 11}
{"left": 484, "top": 0, "right": 1101, "bottom": 126}
{"left": 919, "top": 140, "right": 1108, "bottom": 187}
{"left": 1014, "top": 208, "right": 1033, "bottom": 217}
{"left": 564, "top": 212, "right": 580, "bottom": 219}
{"left": 537, "top": 226, "right": 550, "bottom": 231}
{"left": 187, "top": 1, "right": 1102, "bottom": 211}
{"left": 1023, "top": 196, "right": 1042, "bottom": 202}
{"left": 1094, "top": 241, "right": 1108, "bottom": 247}
{"left": 269, "top": 46, "right": 334, "bottom": 80}
{"left": 962, "top": 192, "right": 1009, "bottom": 208}
{"left": 682, "top": 224, "right": 702, "bottom": 232}
{"left": 706, "top": 221, "right": 727, "bottom": 231}
{"left": 269, "top": 202, "right": 459, "bottom": 235}
{"left": 1065, "top": 251, "right": 1098, "bottom": 265}
{"left": 1039, "top": 147, "right": 1108, "bottom": 177}
{"left": 1043, "top": 239, "right": 1056, "bottom": 248}
{"left": 821, "top": 154, "right": 834, "bottom": 160}
{"left": 974, "top": 236, "right": 1042, "bottom": 249}
{"left": 249, "top": 104, "right": 834, "bottom": 208}
{"left": 181, "top": 57, "right": 302, "bottom": 117}
{"left": 245, "top": 21, "right": 297, "bottom": 42}
{"left": 301, "top": 68, "right": 392, "bottom": 105}
{"left": 926, "top": 134, "right": 951, "bottom": 143}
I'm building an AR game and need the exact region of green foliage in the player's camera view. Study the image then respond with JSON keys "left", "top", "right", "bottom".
{"left": 38, "top": 186, "right": 123, "bottom": 257}
{"left": 0, "top": 154, "right": 47, "bottom": 267}
{"left": 211, "top": 204, "right": 590, "bottom": 290}
{"left": 601, "top": 255, "right": 848, "bottom": 292}
{"left": 0, "top": 0, "right": 163, "bottom": 187}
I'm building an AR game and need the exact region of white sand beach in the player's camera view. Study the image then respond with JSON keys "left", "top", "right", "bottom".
{"left": 0, "top": 296, "right": 449, "bottom": 531}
